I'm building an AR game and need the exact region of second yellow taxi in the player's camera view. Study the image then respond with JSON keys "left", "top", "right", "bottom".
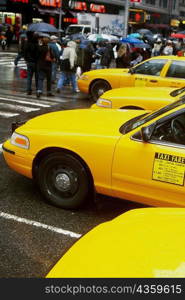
{"left": 91, "top": 86, "right": 185, "bottom": 110}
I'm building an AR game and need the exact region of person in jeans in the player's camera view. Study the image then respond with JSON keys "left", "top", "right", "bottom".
{"left": 48, "top": 35, "right": 61, "bottom": 83}
{"left": 56, "top": 40, "right": 78, "bottom": 93}
{"left": 36, "top": 34, "right": 55, "bottom": 98}
{"left": 23, "top": 31, "right": 39, "bottom": 95}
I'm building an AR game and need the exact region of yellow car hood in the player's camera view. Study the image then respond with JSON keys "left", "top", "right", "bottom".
{"left": 46, "top": 208, "right": 185, "bottom": 278}
{"left": 102, "top": 87, "right": 176, "bottom": 101}
{"left": 83, "top": 68, "right": 129, "bottom": 77}
{"left": 19, "top": 109, "right": 146, "bottom": 136}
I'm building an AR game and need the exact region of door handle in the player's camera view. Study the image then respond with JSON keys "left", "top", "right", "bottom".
{"left": 149, "top": 80, "right": 158, "bottom": 83}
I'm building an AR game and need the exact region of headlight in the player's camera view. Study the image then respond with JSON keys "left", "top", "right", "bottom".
{"left": 97, "top": 98, "right": 112, "bottom": 108}
{"left": 79, "top": 74, "right": 89, "bottom": 80}
{"left": 10, "top": 132, "right": 30, "bottom": 149}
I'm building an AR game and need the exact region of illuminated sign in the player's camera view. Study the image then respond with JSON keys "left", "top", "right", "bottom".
{"left": 10, "top": 0, "right": 29, "bottom": 3}
{"left": 90, "top": 4, "right": 105, "bottom": 13}
{"left": 129, "top": 9, "right": 146, "bottom": 24}
{"left": 130, "top": 0, "right": 142, "bottom": 3}
{"left": 68, "top": 1, "right": 87, "bottom": 11}
{"left": 39, "top": 0, "right": 61, "bottom": 7}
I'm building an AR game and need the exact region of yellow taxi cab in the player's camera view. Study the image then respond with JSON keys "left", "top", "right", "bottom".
{"left": 91, "top": 86, "right": 185, "bottom": 110}
{"left": 2, "top": 98, "right": 185, "bottom": 209}
{"left": 78, "top": 56, "right": 185, "bottom": 101}
{"left": 46, "top": 208, "right": 185, "bottom": 278}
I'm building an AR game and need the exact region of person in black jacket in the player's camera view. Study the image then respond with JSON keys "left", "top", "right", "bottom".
{"left": 36, "top": 34, "right": 55, "bottom": 98}
{"left": 23, "top": 31, "right": 39, "bottom": 95}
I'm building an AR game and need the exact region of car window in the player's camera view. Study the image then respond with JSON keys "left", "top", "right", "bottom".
{"left": 151, "top": 112, "right": 185, "bottom": 145}
{"left": 133, "top": 59, "right": 167, "bottom": 76}
{"left": 121, "top": 99, "right": 185, "bottom": 134}
{"left": 166, "top": 61, "right": 185, "bottom": 79}
{"left": 84, "top": 27, "right": 91, "bottom": 34}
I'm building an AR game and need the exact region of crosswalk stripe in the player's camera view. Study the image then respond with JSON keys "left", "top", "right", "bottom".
{"left": 0, "top": 96, "right": 51, "bottom": 108}
{"left": 0, "top": 111, "right": 19, "bottom": 117}
{"left": 0, "top": 103, "right": 40, "bottom": 113}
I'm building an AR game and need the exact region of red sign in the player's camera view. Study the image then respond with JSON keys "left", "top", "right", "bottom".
{"left": 11, "top": 0, "right": 29, "bottom": 3}
{"left": 69, "top": 1, "right": 87, "bottom": 11}
{"left": 39, "top": 0, "right": 61, "bottom": 7}
{"left": 130, "top": 0, "right": 142, "bottom": 3}
{"left": 90, "top": 4, "right": 105, "bottom": 13}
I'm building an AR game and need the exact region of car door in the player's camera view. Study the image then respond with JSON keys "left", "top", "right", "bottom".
{"left": 112, "top": 110, "right": 185, "bottom": 207}
{"left": 119, "top": 59, "right": 167, "bottom": 88}
{"left": 158, "top": 60, "right": 185, "bottom": 88}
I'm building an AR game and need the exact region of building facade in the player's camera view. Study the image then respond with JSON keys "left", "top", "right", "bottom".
{"left": 0, "top": 1, "right": 185, "bottom": 31}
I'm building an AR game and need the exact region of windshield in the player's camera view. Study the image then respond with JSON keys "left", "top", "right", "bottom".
{"left": 121, "top": 99, "right": 185, "bottom": 134}
{"left": 66, "top": 26, "right": 83, "bottom": 35}
{"left": 170, "top": 86, "right": 185, "bottom": 97}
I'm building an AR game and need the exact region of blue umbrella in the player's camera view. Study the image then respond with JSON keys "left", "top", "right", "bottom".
{"left": 132, "top": 42, "right": 151, "bottom": 49}
{"left": 28, "top": 22, "right": 58, "bottom": 33}
{"left": 120, "top": 37, "right": 144, "bottom": 44}
{"left": 128, "top": 33, "right": 141, "bottom": 39}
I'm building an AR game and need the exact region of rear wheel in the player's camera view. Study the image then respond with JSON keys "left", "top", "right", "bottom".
{"left": 37, "top": 152, "right": 89, "bottom": 209}
{"left": 90, "top": 80, "right": 111, "bottom": 102}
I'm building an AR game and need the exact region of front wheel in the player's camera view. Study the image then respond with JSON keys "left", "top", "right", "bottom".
{"left": 37, "top": 152, "right": 89, "bottom": 209}
{"left": 90, "top": 80, "right": 111, "bottom": 102}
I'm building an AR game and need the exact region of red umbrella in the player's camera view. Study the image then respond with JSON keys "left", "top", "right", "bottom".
{"left": 171, "top": 33, "right": 185, "bottom": 38}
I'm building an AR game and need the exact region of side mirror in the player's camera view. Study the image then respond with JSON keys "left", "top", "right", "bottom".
{"left": 129, "top": 68, "right": 135, "bottom": 74}
{"left": 140, "top": 126, "right": 152, "bottom": 142}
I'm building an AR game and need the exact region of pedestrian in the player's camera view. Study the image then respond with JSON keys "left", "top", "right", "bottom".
{"left": 0, "top": 31, "right": 7, "bottom": 51}
{"left": 14, "top": 33, "right": 27, "bottom": 66}
{"left": 49, "top": 35, "right": 61, "bottom": 83}
{"left": 130, "top": 49, "right": 143, "bottom": 66}
{"left": 23, "top": 31, "right": 39, "bottom": 95}
{"left": 36, "top": 34, "right": 55, "bottom": 98}
{"left": 162, "top": 40, "right": 174, "bottom": 55}
{"left": 116, "top": 43, "right": 131, "bottom": 68}
{"left": 100, "top": 41, "right": 114, "bottom": 68}
{"left": 5, "top": 26, "right": 14, "bottom": 49}
{"left": 56, "top": 40, "right": 78, "bottom": 93}
{"left": 151, "top": 38, "right": 163, "bottom": 56}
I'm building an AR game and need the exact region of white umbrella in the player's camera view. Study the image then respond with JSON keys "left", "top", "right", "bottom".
{"left": 87, "top": 34, "right": 119, "bottom": 42}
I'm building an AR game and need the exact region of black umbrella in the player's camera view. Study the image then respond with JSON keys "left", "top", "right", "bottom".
{"left": 28, "top": 22, "right": 58, "bottom": 33}
{"left": 137, "top": 29, "right": 153, "bottom": 36}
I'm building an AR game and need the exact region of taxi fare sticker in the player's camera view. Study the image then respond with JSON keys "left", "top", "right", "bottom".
{"left": 153, "top": 152, "right": 185, "bottom": 186}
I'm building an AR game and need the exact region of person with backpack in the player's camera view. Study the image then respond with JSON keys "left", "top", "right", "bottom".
{"left": 36, "top": 34, "right": 55, "bottom": 98}
{"left": 56, "top": 40, "right": 78, "bottom": 93}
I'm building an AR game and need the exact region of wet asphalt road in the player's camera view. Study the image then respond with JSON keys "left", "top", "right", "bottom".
{"left": 0, "top": 50, "right": 146, "bottom": 278}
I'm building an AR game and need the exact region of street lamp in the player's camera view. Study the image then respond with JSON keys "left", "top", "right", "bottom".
{"left": 123, "top": 0, "right": 130, "bottom": 38}
{"left": 58, "top": 0, "right": 62, "bottom": 35}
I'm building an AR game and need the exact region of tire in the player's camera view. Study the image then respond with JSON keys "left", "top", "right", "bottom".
{"left": 37, "top": 152, "right": 89, "bottom": 209}
{"left": 90, "top": 80, "right": 111, "bottom": 102}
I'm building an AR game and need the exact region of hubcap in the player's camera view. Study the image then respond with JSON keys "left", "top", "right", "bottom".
{"left": 98, "top": 88, "right": 105, "bottom": 96}
{"left": 55, "top": 173, "right": 71, "bottom": 192}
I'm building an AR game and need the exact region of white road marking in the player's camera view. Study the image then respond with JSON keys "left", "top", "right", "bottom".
{"left": 0, "top": 96, "right": 51, "bottom": 108}
{"left": 0, "top": 103, "right": 40, "bottom": 113}
{"left": 0, "top": 143, "right": 2, "bottom": 152}
{"left": 0, "top": 211, "right": 82, "bottom": 239}
{"left": 0, "top": 111, "right": 19, "bottom": 117}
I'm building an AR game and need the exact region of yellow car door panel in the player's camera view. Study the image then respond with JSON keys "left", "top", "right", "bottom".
{"left": 112, "top": 110, "right": 185, "bottom": 207}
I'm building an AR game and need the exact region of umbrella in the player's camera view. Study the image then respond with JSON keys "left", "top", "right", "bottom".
{"left": 128, "top": 33, "right": 141, "bottom": 39}
{"left": 136, "top": 29, "right": 153, "bottom": 35}
{"left": 132, "top": 43, "right": 151, "bottom": 49}
{"left": 88, "top": 33, "right": 119, "bottom": 42}
{"left": 120, "top": 37, "right": 144, "bottom": 44}
{"left": 171, "top": 33, "right": 185, "bottom": 39}
{"left": 27, "top": 22, "right": 58, "bottom": 33}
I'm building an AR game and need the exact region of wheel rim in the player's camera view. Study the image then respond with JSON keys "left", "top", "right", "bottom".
{"left": 92, "top": 82, "right": 109, "bottom": 99}
{"left": 48, "top": 165, "right": 79, "bottom": 197}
